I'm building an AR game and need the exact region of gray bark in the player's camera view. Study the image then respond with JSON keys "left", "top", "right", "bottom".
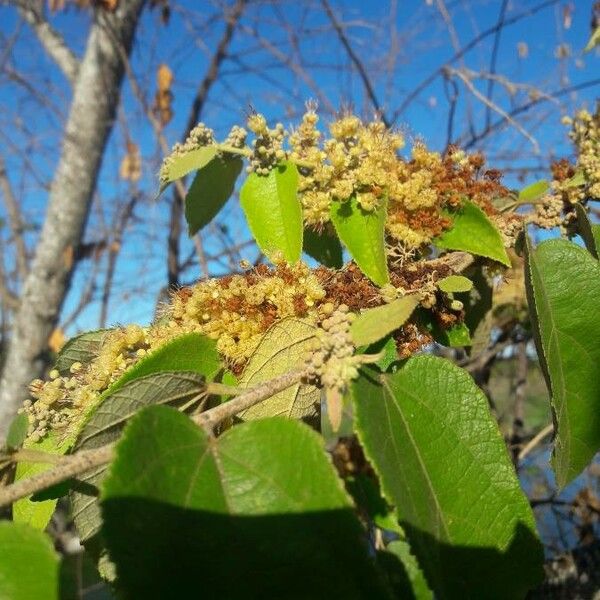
{"left": 0, "top": 0, "right": 146, "bottom": 439}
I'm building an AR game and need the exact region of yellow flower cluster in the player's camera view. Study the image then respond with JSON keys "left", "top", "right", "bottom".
{"left": 246, "top": 114, "right": 286, "bottom": 175}
{"left": 23, "top": 325, "right": 165, "bottom": 442}
{"left": 22, "top": 263, "right": 328, "bottom": 443}
{"left": 529, "top": 106, "right": 600, "bottom": 230}
{"left": 565, "top": 104, "right": 600, "bottom": 199}
{"left": 286, "top": 108, "right": 505, "bottom": 248}
{"left": 159, "top": 123, "right": 215, "bottom": 182}
{"left": 170, "top": 261, "right": 327, "bottom": 363}
{"left": 291, "top": 110, "right": 405, "bottom": 225}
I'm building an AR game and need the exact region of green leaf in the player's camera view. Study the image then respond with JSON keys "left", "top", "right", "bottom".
{"left": 331, "top": 195, "right": 389, "bottom": 286}
{"left": 414, "top": 309, "right": 470, "bottom": 349}
{"left": 378, "top": 540, "right": 433, "bottom": 600}
{"left": 99, "top": 332, "right": 220, "bottom": 400}
{"left": 437, "top": 275, "right": 473, "bottom": 293}
{"left": 352, "top": 356, "right": 543, "bottom": 599}
{"left": 346, "top": 474, "right": 401, "bottom": 534}
{"left": 584, "top": 26, "right": 600, "bottom": 52}
{"left": 525, "top": 237, "right": 600, "bottom": 487}
{"left": 160, "top": 146, "right": 218, "bottom": 188}
{"left": 0, "top": 522, "right": 60, "bottom": 600}
{"left": 564, "top": 169, "right": 586, "bottom": 188}
{"left": 443, "top": 322, "right": 471, "bottom": 347}
{"left": 518, "top": 180, "right": 549, "bottom": 203}
{"left": 463, "top": 266, "right": 494, "bottom": 356}
{"left": 576, "top": 204, "right": 600, "bottom": 259}
{"left": 6, "top": 413, "right": 28, "bottom": 450}
{"left": 54, "top": 329, "right": 112, "bottom": 376}
{"left": 239, "top": 318, "right": 320, "bottom": 421}
{"left": 240, "top": 161, "right": 302, "bottom": 263}
{"left": 303, "top": 226, "right": 344, "bottom": 268}
{"left": 101, "top": 407, "right": 391, "bottom": 599}
{"left": 13, "top": 434, "right": 64, "bottom": 530}
{"left": 70, "top": 372, "right": 207, "bottom": 543}
{"left": 435, "top": 201, "right": 510, "bottom": 266}
{"left": 350, "top": 295, "right": 419, "bottom": 347}
{"left": 185, "top": 155, "right": 243, "bottom": 235}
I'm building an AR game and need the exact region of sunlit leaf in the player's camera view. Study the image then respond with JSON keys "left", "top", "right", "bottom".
{"left": 352, "top": 357, "right": 543, "bottom": 598}
{"left": 435, "top": 201, "right": 510, "bottom": 266}
{"left": 350, "top": 295, "right": 419, "bottom": 347}
{"left": 437, "top": 275, "right": 473, "bottom": 293}
{"left": 101, "top": 407, "right": 391, "bottom": 598}
{"left": 240, "top": 162, "right": 302, "bottom": 263}
{"left": 525, "top": 236, "right": 600, "bottom": 487}
{"left": 331, "top": 195, "right": 389, "bottom": 286}
{"left": 239, "top": 318, "right": 319, "bottom": 421}
{"left": 0, "top": 522, "right": 60, "bottom": 600}
{"left": 160, "top": 146, "right": 217, "bottom": 187}
{"left": 518, "top": 180, "right": 549, "bottom": 203}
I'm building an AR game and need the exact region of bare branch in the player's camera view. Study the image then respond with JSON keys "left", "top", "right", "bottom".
{"left": 320, "top": 0, "right": 388, "bottom": 125}
{"left": 0, "top": 155, "right": 28, "bottom": 281}
{"left": 13, "top": 0, "right": 80, "bottom": 84}
{"left": 0, "top": 368, "right": 305, "bottom": 508}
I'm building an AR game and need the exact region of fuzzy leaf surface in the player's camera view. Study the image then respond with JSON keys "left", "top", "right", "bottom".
{"left": 525, "top": 237, "right": 600, "bottom": 487}
{"left": 352, "top": 356, "right": 543, "bottom": 599}
{"left": 330, "top": 195, "right": 389, "bottom": 286}
{"left": 101, "top": 407, "right": 391, "bottom": 599}
{"left": 185, "top": 155, "right": 243, "bottom": 235}
{"left": 435, "top": 201, "right": 510, "bottom": 266}
{"left": 239, "top": 318, "right": 320, "bottom": 421}
{"left": 240, "top": 162, "right": 302, "bottom": 262}
{"left": 54, "top": 329, "right": 112, "bottom": 375}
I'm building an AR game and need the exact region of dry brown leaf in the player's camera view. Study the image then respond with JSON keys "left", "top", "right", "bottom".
{"left": 157, "top": 64, "right": 173, "bottom": 92}
{"left": 48, "top": 328, "right": 66, "bottom": 354}
{"left": 119, "top": 141, "right": 141, "bottom": 182}
{"left": 153, "top": 64, "right": 174, "bottom": 127}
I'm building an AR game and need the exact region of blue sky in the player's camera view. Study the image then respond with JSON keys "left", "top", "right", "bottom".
{"left": 1, "top": 0, "right": 598, "bottom": 333}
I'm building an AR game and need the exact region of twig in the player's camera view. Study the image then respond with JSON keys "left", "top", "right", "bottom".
{"left": 446, "top": 67, "right": 540, "bottom": 154}
{"left": 391, "top": 0, "right": 559, "bottom": 122}
{"left": 518, "top": 423, "right": 554, "bottom": 462}
{"left": 167, "top": 0, "right": 247, "bottom": 287}
{"left": 13, "top": 0, "right": 79, "bottom": 84}
{"left": 0, "top": 368, "right": 305, "bottom": 508}
{"left": 320, "top": 0, "right": 388, "bottom": 126}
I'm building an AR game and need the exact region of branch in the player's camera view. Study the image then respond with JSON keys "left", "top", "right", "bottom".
{"left": 391, "top": 0, "right": 559, "bottom": 123}
{"left": 0, "top": 154, "right": 28, "bottom": 281}
{"left": 320, "top": 0, "right": 388, "bottom": 126}
{"left": 0, "top": 368, "right": 305, "bottom": 508}
{"left": 13, "top": 0, "right": 80, "bottom": 84}
{"left": 168, "top": 0, "right": 247, "bottom": 288}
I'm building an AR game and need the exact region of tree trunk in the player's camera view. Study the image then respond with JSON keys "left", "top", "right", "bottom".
{"left": 0, "top": 0, "right": 146, "bottom": 439}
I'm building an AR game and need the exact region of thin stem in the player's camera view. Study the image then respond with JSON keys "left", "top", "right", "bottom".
{"left": 0, "top": 369, "right": 306, "bottom": 508}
